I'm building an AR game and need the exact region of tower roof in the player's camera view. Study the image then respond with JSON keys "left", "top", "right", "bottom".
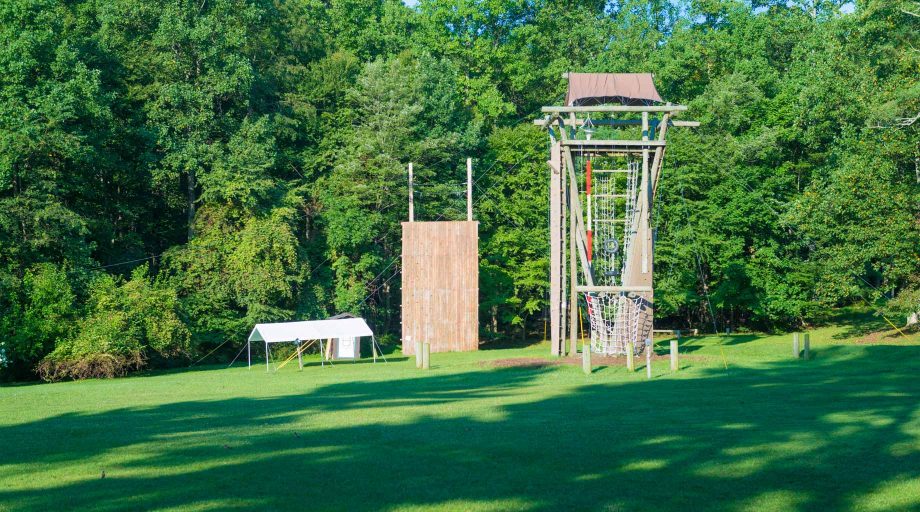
{"left": 566, "top": 73, "right": 663, "bottom": 106}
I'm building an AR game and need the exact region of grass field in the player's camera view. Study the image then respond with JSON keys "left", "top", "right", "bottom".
{"left": 2, "top": 316, "right": 919, "bottom": 511}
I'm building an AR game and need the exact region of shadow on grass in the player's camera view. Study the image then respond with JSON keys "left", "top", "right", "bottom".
{"left": 1, "top": 347, "right": 918, "bottom": 511}
{"left": 665, "top": 337, "right": 708, "bottom": 354}
{"left": 655, "top": 335, "right": 766, "bottom": 356}
{"left": 721, "top": 334, "right": 762, "bottom": 346}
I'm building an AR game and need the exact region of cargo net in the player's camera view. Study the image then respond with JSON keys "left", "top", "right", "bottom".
{"left": 584, "top": 158, "right": 643, "bottom": 356}
{"left": 585, "top": 293, "right": 643, "bottom": 355}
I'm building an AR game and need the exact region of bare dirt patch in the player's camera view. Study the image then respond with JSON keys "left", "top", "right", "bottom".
{"left": 483, "top": 352, "right": 671, "bottom": 369}
{"left": 853, "top": 328, "right": 914, "bottom": 344}
{"left": 485, "top": 358, "right": 565, "bottom": 369}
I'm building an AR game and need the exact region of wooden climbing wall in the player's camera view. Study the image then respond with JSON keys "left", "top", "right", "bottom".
{"left": 401, "top": 221, "right": 479, "bottom": 354}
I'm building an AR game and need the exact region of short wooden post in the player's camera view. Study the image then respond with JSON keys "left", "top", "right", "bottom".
{"left": 582, "top": 343, "right": 591, "bottom": 375}
{"left": 803, "top": 333, "right": 810, "bottom": 360}
{"left": 670, "top": 339, "right": 678, "bottom": 371}
{"left": 422, "top": 342, "right": 430, "bottom": 370}
{"left": 793, "top": 333, "right": 800, "bottom": 359}
{"left": 626, "top": 341, "right": 635, "bottom": 371}
{"left": 414, "top": 338, "right": 422, "bottom": 368}
{"left": 645, "top": 338, "right": 652, "bottom": 379}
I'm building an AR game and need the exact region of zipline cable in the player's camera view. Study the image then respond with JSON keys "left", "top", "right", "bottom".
{"left": 855, "top": 275, "right": 908, "bottom": 337}
{"left": 227, "top": 341, "right": 249, "bottom": 367}
{"left": 675, "top": 170, "right": 720, "bottom": 334}
{"left": 188, "top": 338, "right": 232, "bottom": 367}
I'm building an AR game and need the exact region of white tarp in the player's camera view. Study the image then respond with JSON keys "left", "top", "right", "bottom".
{"left": 248, "top": 318, "right": 373, "bottom": 343}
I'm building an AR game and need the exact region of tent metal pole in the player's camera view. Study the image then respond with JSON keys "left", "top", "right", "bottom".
{"left": 265, "top": 342, "right": 269, "bottom": 372}
{"left": 297, "top": 339, "right": 303, "bottom": 370}
{"left": 248, "top": 340, "right": 251, "bottom": 369}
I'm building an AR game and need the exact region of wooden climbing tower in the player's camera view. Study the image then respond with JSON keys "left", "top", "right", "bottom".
{"left": 401, "top": 160, "right": 479, "bottom": 354}
{"left": 537, "top": 73, "right": 697, "bottom": 356}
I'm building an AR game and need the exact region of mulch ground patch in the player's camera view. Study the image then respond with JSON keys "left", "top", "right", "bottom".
{"left": 853, "top": 328, "right": 915, "bottom": 344}
{"left": 483, "top": 352, "right": 671, "bottom": 369}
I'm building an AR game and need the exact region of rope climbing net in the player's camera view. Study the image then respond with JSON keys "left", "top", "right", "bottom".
{"left": 585, "top": 292, "right": 643, "bottom": 355}
{"left": 585, "top": 157, "right": 643, "bottom": 355}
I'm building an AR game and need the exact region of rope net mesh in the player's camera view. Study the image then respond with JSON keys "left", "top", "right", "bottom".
{"left": 585, "top": 157, "right": 643, "bottom": 355}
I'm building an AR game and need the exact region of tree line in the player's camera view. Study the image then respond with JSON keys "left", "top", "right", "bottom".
{"left": 1, "top": 0, "right": 917, "bottom": 380}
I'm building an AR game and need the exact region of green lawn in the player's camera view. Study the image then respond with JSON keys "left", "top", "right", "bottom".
{"left": 2, "top": 321, "right": 919, "bottom": 511}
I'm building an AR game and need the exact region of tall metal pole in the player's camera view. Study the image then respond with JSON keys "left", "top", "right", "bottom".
{"left": 408, "top": 162, "right": 414, "bottom": 222}
{"left": 467, "top": 158, "right": 473, "bottom": 221}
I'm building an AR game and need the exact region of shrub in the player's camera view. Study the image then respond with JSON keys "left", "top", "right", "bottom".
{"left": 0, "top": 264, "right": 77, "bottom": 380}
{"left": 37, "top": 266, "right": 190, "bottom": 381}
{"left": 880, "top": 286, "right": 920, "bottom": 329}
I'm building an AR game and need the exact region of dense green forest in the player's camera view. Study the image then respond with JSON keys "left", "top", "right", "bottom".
{"left": 1, "top": 0, "right": 917, "bottom": 380}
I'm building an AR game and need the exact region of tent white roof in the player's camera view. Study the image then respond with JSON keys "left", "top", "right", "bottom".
{"left": 248, "top": 318, "right": 374, "bottom": 344}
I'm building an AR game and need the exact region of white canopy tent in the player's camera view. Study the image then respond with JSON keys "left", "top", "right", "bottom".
{"left": 247, "top": 318, "right": 384, "bottom": 371}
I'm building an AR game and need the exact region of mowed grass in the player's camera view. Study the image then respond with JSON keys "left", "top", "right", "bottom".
{"left": 1, "top": 319, "right": 919, "bottom": 511}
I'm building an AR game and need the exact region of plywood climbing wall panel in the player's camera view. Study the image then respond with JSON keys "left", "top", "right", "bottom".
{"left": 401, "top": 221, "right": 479, "bottom": 354}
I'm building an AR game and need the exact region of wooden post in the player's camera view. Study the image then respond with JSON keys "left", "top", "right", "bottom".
{"left": 466, "top": 157, "right": 473, "bottom": 221}
{"left": 569, "top": 158, "right": 578, "bottom": 357}
{"left": 408, "top": 162, "right": 414, "bottom": 222}
{"left": 803, "top": 333, "right": 810, "bottom": 360}
{"left": 793, "top": 333, "right": 800, "bottom": 359}
{"left": 422, "top": 342, "right": 430, "bottom": 370}
{"left": 641, "top": 111, "right": 650, "bottom": 275}
{"left": 646, "top": 340, "right": 654, "bottom": 376}
{"left": 582, "top": 342, "right": 591, "bottom": 375}
{"left": 626, "top": 341, "right": 635, "bottom": 371}
{"left": 547, "top": 143, "right": 564, "bottom": 356}
{"left": 561, "top": 145, "right": 568, "bottom": 355}
{"left": 414, "top": 338, "right": 422, "bottom": 368}
{"left": 670, "top": 339, "right": 678, "bottom": 371}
